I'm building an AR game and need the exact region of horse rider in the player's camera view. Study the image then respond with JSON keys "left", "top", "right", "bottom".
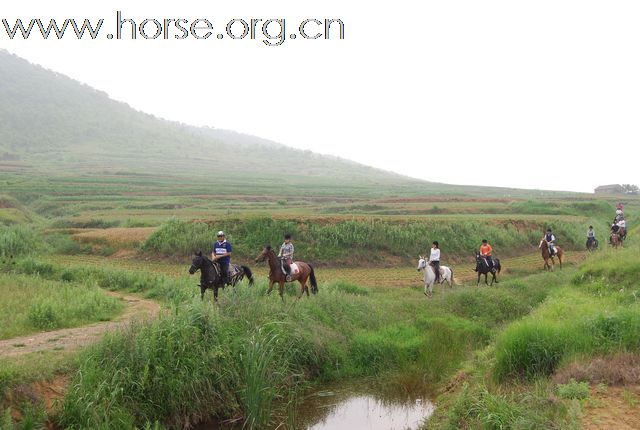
{"left": 479, "top": 239, "right": 495, "bottom": 272}
{"left": 429, "top": 241, "right": 441, "bottom": 283}
{"left": 587, "top": 225, "right": 596, "bottom": 247}
{"left": 544, "top": 228, "right": 557, "bottom": 256}
{"left": 212, "top": 231, "right": 233, "bottom": 286}
{"left": 616, "top": 203, "right": 624, "bottom": 219}
{"left": 619, "top": 218, "right": 627, "bottom": 239}
{"left": 278, "top": 233, "right": 295, "bottom": 282}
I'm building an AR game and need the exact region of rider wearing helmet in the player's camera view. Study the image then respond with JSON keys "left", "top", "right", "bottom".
{"left": 212, "top": 231, "right": 233, "bottom": 286}
{"left": 429, "top": 241, "right": 441, "bottom": 283}
{"left": 479, "top": 239, "right": 495, "bottom": 272}
{"left": 544, "top": 228, "right": 556, "bottom": 256}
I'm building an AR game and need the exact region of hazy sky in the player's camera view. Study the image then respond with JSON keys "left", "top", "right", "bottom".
{"left": 2, "top": 1, "right": 639, "bottom": 192}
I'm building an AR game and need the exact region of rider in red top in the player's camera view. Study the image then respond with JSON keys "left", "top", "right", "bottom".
{"left": 480, "top": 239, "right": 495, "bottom": 272}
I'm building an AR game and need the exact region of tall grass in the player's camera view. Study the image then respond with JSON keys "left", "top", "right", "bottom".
{"left": 143, "top": 217, "right": 595, "bottom": 262}
{"left": 0, "top": 273, "right": 123, "bottom": 339}
{"left": 0, "top": 225, "right": 40, "bottom": 258}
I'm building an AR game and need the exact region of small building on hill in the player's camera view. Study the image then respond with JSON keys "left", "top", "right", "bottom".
{"left": 594, "top": 184, "right": 625, "bottom": 194}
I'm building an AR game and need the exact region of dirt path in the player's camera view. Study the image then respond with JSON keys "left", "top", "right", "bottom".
{"left": 582, "top": 385, "right": 640, "bottom": 429}
{"left": 0, "top": 291, "right": 160, "bottom": 358}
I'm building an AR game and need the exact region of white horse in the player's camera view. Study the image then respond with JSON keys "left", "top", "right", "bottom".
{"left": 417, "top": 256, "right": 454, "bottom": 297}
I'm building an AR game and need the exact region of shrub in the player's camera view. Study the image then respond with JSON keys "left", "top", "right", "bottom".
{"left": 494, "top": 321, "right": 567, "bottom": 381}
{"left": 0, "top": 225, "right": 40, "bottom": 258}
{"left": 557, "top": 379, "right": 590, "bottom": 400}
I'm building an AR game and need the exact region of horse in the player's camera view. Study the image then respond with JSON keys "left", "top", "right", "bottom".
{"left": 586, "top": 237, "right": 598, "bottom": 252}
{"left": 255, "top": 246, "right": 317, "bottom": 300}
{"left": 189, "top": 251, "right": 225, "bottom": 302}
{"left": 417, "top": 256, "right": 454, "bottom": 297}
{"left": 539, "top": 240, "right": 563, "bottom": 271}
{"left": 610, "top": 231, "right": 623, "bottom": 249}
{"left": 474, "top": 252, "right": 501, "bottom": 286}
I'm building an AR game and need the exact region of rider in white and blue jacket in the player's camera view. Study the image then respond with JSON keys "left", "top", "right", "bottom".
{"left": 212, "top": 231, "right": 233, "bottom": 285}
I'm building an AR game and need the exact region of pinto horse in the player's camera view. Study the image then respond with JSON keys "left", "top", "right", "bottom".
{"left": 539, "top": 240, "right": 563, "bottom": 271}
{"left": 255, "top": 246, "right": 317, "bottom": 300}
{"left": 474, "top": 252, "right": 501, "bottom": 286}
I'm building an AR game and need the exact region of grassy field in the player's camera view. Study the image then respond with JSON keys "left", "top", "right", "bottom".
{"left": 0, "top": 273, "right": 124, "bottom": 339}
{"left": 0, "top": 173, "right": 638, "bottom": 429}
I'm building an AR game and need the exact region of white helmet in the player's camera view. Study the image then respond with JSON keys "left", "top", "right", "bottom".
{"left": 217, "top": 231, "right": 225, "bottom": 236}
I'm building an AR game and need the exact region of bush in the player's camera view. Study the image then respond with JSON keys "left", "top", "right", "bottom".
{"left": 557, "top": 379, "right": 590, "bottom": 400}
{"left": 494, "top": 321, "right": 567, "bottom": 381}
{"left": 0, "top": 225, "right": 40, "bottom": 258}
{"left": 28, "top": 300, "right": 58, "bottom": 329}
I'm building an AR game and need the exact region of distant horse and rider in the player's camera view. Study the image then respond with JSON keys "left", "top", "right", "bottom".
{"left": 189, "top": 251, "right": 254, "bottom": 302}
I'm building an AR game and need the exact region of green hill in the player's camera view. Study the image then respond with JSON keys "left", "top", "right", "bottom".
{"left": 0, "top": 50, "right": 424, "bottom": 188}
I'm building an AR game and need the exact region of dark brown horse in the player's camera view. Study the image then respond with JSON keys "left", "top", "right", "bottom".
{"left": 539, "top": 239, "right": 563, "bottom": 271}
{"left": 255, "top": 246, "right": 317, "bottom": 300}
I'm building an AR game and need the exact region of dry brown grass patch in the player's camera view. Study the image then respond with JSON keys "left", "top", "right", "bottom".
{"left": 554, "top": 353, "right": 640, "bottom": 386}
{"left": 72, "top": 227, "right": 156, "bottom": 247}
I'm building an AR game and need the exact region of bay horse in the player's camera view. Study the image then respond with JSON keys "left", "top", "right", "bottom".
{"left": 539, "top": 240, "right": 563, "bottom": 271}
{"left": 189, "top": 251, "right": 254, "bottom": 302}
{"left": 474, "top": 252, "right": 501, "bottom": 286}
{"left": 254, "top": 246, "right": 317, "bottom": 300}
{"left": 417, "top": 256, "right": 454, "bottom": 297}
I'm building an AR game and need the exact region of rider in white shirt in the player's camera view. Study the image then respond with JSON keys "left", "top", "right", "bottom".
{"left": 429, "top": 241, "right": 441, "bottom": 283}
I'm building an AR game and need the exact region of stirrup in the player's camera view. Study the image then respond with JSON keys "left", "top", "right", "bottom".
{"left": 286, "top": 274, "right": 292, "bottom": 282}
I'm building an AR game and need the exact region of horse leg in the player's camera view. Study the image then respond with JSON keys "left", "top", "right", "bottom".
{"left": 297, "top": 279, "right": 305, "bottom": 299}
{"left": 477, "top": 272, "right": 481, "bottom": 287}
{"left": 484, "top": 273, "right": 488, "bottom": 285}
{"left": 200, "top": 285, "right": 205, "bottom": 300}
{"left": 558, "top": 254, "right": 563, "bottom": 268}
{"left": 213, "top": 285, "right": 219, "bottom": 303}
{"left": 266, "top": 280, "right": 274, "bottom": 295}
{"left": 302, "top": 276, "right": 310, "bottom": 297}
{"left": 490, "top": 272, "right": 495, "bottom": 286}
{"left": 279, "top": 281, "right": 285, "bottom": 301}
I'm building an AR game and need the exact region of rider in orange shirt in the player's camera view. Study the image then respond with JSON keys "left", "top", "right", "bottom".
{"left": 479, "top": 239, "right": 495, "bottom": 272}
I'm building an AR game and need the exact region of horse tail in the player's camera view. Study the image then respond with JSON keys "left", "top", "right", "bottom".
{"left": 309, "top": 265, "right": 318, "bottom": 294}
{"left": 242, "top": 265, "right": 254, "bottom": 286}
{"left": 450, "top": 267, "right": 456, "bottom": 285}
{"left": 496, "top": 259, "right": 502, "bottom": 274}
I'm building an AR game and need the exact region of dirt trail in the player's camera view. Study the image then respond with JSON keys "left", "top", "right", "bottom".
{"left": 0, "top": 291, "right": 160, "bottom": 358}
{"left": 582, "top": 385, "right": 640, "bottom": 429}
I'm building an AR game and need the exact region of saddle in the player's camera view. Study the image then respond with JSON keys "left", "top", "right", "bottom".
{"left": 289, "top": 262, "right": 300, "bottom": 275}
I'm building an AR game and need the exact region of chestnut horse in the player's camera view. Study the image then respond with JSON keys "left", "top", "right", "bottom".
{"left": 610, "top": 231, "right": 623, "bottom": 248}
{"left": 255, "top": 246, "right": 317, "bottom": 300}
{"left": 539, "top": 239, "right": 563, "bottom": 271}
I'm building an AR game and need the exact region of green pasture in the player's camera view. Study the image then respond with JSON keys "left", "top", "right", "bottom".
{"left": 0, "top": 273, "right": 123, "bottom": 340}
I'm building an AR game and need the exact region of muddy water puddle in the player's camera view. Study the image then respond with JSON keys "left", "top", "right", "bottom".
{"left": 203, "top": 381, "right": 434, "bottom": 430}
